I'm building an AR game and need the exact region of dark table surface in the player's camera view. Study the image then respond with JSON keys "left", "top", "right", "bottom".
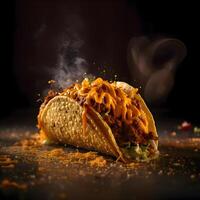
{"left": 0, "top": 109, "right": 200, "bottom": 200}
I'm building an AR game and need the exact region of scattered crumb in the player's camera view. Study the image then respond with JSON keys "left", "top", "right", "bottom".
{"left": 59, "top": 192, "right": 67, "bottom": 199}
{"left": 47, "top": 148, "right": 65, "bottom": 157}
{"left": 190, "top": 174, "right": 195, "bottom": 179}
{"left": 48, "top": 80, "right": 56, "bottom": 84}
{"left": 169, "top": 131, "right": 176, "bottom": 137}
{"left": 173, "top": 162, "right": 181, "bottom": 167}
{"left": 158, "top": 170, "right": 163, "bottom": 175}
{"left": 1, "top": 164, "right": 15, "bottom": 168}
{"left": 177, "top": 121, "right": 192, "bottom": 131}
{"left": 148, "top": 171, "right": 152, "bottom": 175}
{"left": 79, "top": 170, "right": 86, "bottom": 176}
{"left": 88, "top": 156, "right": 107, "bottom": 167}
{"left": 63, "top": 151, "right": 107, "bottom": 167}
{"left": 38, "top": 167, "right": 46, "bottom": 172}
{"left": 166, "top": 168, "right": 174, "bottom": 176}
{"left": 36, "top": 149, "right": 107, "bottom": 168}
{"left": 125, "top": 162, "right": 141, "bottom": 169}
{"left": 194, "top": 126, "right": 200, "bottom": 134}
{"left": 160, "top": 138, "right": 200, "bottom": 149}
{"left": 190, "top": 138, "right": 200, "bottom": 143}
{"left": 14, "top": 133, "right": 42, "bottom": 148}
{"left": 0, "top": 155, "right": 18, "bottom": 168}
{"left": 0, "top": 179, "right": 27, "bottom": 190}
{"left": 0, "top": 155, "right": 9, "bottom": 160}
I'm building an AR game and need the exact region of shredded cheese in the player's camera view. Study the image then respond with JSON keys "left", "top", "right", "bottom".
{"left": 63, "top": 78, "right": 148, "bottom": 133}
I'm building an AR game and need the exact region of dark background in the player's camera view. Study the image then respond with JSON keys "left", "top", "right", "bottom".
{"left": 4, "top": 0, "right": 200, "bottom": 121}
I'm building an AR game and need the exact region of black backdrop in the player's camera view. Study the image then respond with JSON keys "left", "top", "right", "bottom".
{"left": 4, "top": 0, "right": 200, "bottom": 121}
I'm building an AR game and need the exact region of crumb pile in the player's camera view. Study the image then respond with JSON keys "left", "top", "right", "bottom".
{"left": 38, "top": 148, "right": 107, "bottom": 168}
{"left": 0, "top": 155, "right": 18, "bottom": 168}
{"left": 0, "top": 179, "right": 27, "bottom": 190}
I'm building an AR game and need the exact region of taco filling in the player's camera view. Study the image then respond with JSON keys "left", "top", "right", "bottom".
{"left": 42, "top": 78, "right": 158, "bottom": 161}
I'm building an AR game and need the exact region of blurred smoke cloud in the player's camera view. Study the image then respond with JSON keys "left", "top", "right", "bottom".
{"left": 53, "top": 39, "right": 87, "bottom": 89}
{"left": 128, "top": 36, "right": 187, "bottom": 104}
{"left": 51, "top": 15, "right": 90, "bottom": 90}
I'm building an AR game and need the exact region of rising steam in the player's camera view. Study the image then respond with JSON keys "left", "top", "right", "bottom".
{"left": 128, "top": 36, "right": 187, "bottom": 104}
{"left": 55, "top": 58, "right": 87, "bottom": 89}
{"left": 51, "top": 15, "right": 91, "bottom": 90}
{"left": 53, "top": 39, "right": 88, "bottom": 89}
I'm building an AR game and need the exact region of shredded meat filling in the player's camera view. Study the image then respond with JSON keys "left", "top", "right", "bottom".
{"left": 61, "top": 78, "right": 155, "bottom": 146}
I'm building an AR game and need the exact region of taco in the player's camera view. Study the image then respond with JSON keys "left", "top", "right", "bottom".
{"left": 38, "top": 78, "right": 159, "bottom": 162}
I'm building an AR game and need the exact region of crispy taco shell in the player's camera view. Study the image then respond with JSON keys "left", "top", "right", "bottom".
{"left": 38, "top": 95, "right": 126, "bottom": 161}
{"left": 116, "top": 82, "right": 158, "bottom": 145}
{"left": 38, "top": 80, "right": 158, "bottom": 163}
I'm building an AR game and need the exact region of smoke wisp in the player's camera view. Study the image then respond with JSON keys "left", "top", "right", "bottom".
{"left": 128, "top": 36, "right": 187, "bottom": 104}
{"left": 53, "top": 38, "right": 88, "bottom": 89}
{"left": 51, "top": 15, "right": 92, "bottom": 90}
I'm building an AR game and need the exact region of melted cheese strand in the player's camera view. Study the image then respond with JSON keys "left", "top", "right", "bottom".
{"left": 63, "top": 78, "right": 148, "bottom": 134}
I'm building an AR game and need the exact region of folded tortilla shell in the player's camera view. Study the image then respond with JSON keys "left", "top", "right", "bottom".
{"left": 38, "top": 82, "right": 158, "bottom": 162}
{"left": 38, "top": 95, "right": 126, "bottom": 161}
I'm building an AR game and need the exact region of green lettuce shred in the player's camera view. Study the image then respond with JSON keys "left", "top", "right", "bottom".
{"left": 122, "top": 142, "right": 150, "bottom": 161}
